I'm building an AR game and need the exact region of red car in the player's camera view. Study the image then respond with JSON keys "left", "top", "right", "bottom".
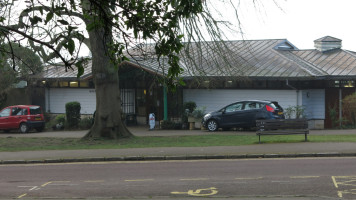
{"left": 0, "top": 105, "right": 45, "bottom": 133}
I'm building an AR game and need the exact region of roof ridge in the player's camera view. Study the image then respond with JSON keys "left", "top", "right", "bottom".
{"left": 344, "top": 49, "right": 356, "bottom": 57}
{"left": 276, "top": 50, "right": 328, "bottom": 76}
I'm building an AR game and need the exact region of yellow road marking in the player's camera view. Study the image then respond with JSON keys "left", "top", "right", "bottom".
{"left": 41, "top": 182, "right": 52, "bottom": 187}
{"left": 338, "top": 191, "right": 343, "bottom": 198}
{"left": 332, "top": 176, "right": 356, "bottom": 188}
{"left": 171, "top": 187, "right": 218, "bottom": 196}
{"left": 17, "top": 193, "right": 27, "bottom": 199}
{"left": 332, "top": 176, "right": 356, "bottom": 198}
{"left": 84, "top": 180, "right": 105, "bottom": 183}
{"left": 332, "top": 176, "right": 339, "bottom": 188}
{"left": 337, "top": 189, "right": 356, "bottom": 198}
{"left": 125, "top": 179, "right": 154, "bottom": 182}
{"left": 290, "top": 176, "right": 320, "bottom": 179}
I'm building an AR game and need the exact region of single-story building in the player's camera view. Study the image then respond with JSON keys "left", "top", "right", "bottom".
{"left": 30, "top": 36, "right": 356, "bottom": 129}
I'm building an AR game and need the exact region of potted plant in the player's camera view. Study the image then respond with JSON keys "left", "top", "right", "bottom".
{"left": 191, "top": 107, "right": 206, "bottom": 129}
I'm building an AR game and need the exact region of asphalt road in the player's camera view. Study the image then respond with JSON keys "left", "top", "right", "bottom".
{"left": 1, "top": 157, "right": 356, "bottom": 199}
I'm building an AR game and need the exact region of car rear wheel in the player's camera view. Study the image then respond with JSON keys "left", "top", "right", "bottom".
{"left": 207, "top": 120, "right": 218, "bottom": 131}
{"left": 19, "top": 123, "right": 29, "bottom": 133}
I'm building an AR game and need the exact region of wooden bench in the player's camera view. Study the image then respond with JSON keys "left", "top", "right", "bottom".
{"left": 256, "top": 119, "right": 309, "bottom": 143}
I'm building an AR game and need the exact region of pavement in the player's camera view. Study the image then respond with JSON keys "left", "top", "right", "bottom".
{"left": 1, "top": 126, "right": 356, "bottom": 164}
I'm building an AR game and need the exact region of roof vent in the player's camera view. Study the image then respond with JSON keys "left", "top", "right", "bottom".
{"left": 314, "top": 36, "right": 342, "bottom": 52}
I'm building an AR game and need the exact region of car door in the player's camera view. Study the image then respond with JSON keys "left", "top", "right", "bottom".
{"left": 0, "top": 107, "right": 12, "bottom": 129}
{"left": 220, "top": 102, "right": 245, "bottom": 127}
{"left": 7, "top": 107, "right": 24, "bottom": 129}
{"left": 239, "top": 101, "right": 262, "bottom": 127}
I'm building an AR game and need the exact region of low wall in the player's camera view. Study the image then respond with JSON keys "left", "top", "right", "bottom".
{"left": 308, "top": 119, "right": 324, "bottom": 130}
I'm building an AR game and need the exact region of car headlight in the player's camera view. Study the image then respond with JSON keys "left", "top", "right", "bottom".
{"left": 203, "top": 113, "right": 211, "bottom": 121}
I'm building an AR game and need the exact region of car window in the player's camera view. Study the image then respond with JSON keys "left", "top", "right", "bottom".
{"left": 0, "top": 108, "right": 11, "bottom": 117}
{"left": 244, "top": 102, "right": 258, "bottom": 110}
{"left": 11, "top": 107, "right": 23, "bottom": 116}
{"left": 245, "top": 102, "right": 266, "bottom": 110}
{"left": 256, "top": 103, "right": 265, "bottom": 109}
{"left": 29, "top": 106, "right": 42, "bottom": 115}
{"left": 225, "top": 103, "right": 243, "bottom": 113}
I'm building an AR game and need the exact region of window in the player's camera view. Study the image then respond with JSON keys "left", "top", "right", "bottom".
{"left": 244, "top": 102, "right": 264, "bottom": 110}
{"left": 70, "top": 81, "right": 79, "bottom": 87}
{"left": 225, "top": 80, "right": 236, "bottom": 88}
{"left": 11, "top": 107, "right": 23, "bottom": 116}
{"left": 225, "top": 103, "right": 243, "bottom": 113}
{"left": 244, "top": 102, "right": 257, "bottom": 110}
{"left": 59, "top": 81, "right": 69, "bottom": 87}
{"left": 80, "top": 81, "right": 89, "bottom": 87}
{"left": 50, "top": 81, "right": 59, "bottom": 87}
{"left": 0, "top": 108, "right": 11, "bottom": 117}
{"left": 29, "top": 106, "right": 42, "bottom": 115}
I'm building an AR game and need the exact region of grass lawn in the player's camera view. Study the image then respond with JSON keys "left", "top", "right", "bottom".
{"left": 1, "top": 134, "right": 356, "bottom": 152}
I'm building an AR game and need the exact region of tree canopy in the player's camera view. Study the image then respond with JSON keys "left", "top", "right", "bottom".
{"left": 0, "top": 0, "right": 243, "bottom": 139}
{"left": 0, "top": 43, "right": 43, "bottom": 92}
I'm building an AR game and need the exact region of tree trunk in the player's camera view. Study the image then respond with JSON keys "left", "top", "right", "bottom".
{"left": 82, "top": 2, "right": 133, "bottom": 139}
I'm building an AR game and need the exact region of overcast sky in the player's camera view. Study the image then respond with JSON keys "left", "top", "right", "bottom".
{"left": 228, "top": 0, "right": 356, "bottom": 51}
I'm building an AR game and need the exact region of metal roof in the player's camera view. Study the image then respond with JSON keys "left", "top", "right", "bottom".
{"left": 33, "top": 39, "right": 356, "bottom": 81}
{"left": 32, "top": 60, "right": 93, "bottom": 80}
{"left": 314, "top": 36, "right": 342, "bottom": 42}
{"left": 289, "top": 49, "right": 356, "bottom": 76}
{"left": 127, "top": 39, "right": 314, "bottom": 78}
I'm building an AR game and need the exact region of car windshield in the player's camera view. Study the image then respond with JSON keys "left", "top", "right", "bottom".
{"left": 29, "top": 106, "right": 42, "bottom": 115}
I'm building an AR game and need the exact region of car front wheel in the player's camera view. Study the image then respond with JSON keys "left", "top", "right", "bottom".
{"left": 207, "top": 120, "right": 218, "bottom": 131}
{"left": 19, "top": 123, "right": 29, "bottom": 133}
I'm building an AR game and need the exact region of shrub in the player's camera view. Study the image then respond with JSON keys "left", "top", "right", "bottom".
{"left": 284, "top": 105, "right": 306, "bottom": 119}
{"left": 160, "top": 120, "right": 182, "bottom": 130}
{"left": 65, "top": 101, "right": 81, "bottom": 128}
{"left": 182, "top": 101, "right": 197, "bottom": 123}
{"left": 183, "top": 101, "right": 196, "bottom": 113}
{"left": 342, "top": 93, "right": 356, "bottom": 127}
{"left": 329, "top": 104, "right": 339, "bottom": 128}
{"left": 191, "top": 107, "right": 206, "bottom": 119}
{"left": 55, "top": 114, "right": 66, "bottom": 124}
{"left": 79, "top": 117, "right": 93, "bottom": 129}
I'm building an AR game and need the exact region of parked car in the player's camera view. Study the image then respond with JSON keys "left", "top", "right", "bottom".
{"left": 0, "top": 105, "right": 45, "bottom": 133}
{"left": 202, "top": 100, "right": 285, "bottom": 131}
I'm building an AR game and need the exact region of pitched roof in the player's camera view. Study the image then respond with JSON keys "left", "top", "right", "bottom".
{"left": 288, "top": 49, "right": 356, "bottom": 77}
{"left": 32, "top": 60, "right": 93, "bottom": 80}
{"left": 127, "top": 39, "right": 314, "bottom": 79}
{"left": 34, "top": 38, "right": 356, "bottom": 81}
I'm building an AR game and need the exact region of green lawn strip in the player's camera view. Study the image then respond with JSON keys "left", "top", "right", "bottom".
{"left": 1, "top": 135, "right": 356, "bottom": 152}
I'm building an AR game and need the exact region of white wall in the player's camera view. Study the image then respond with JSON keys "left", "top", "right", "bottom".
{"left": 183, "top": 89, "right": 298, "bottom": 113}
{"left": 45, "top": 88, "right": 136, "bottom": 115}
{"left": 45, "top": 88, "right": 96, "bottom": 114}
{"left": 302, "top": 89, "right": 325, "bottom": 119}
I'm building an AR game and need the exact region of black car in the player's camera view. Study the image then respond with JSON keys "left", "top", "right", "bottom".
{"left": 202, "top": 100, "right": 285, "bottom": 131}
